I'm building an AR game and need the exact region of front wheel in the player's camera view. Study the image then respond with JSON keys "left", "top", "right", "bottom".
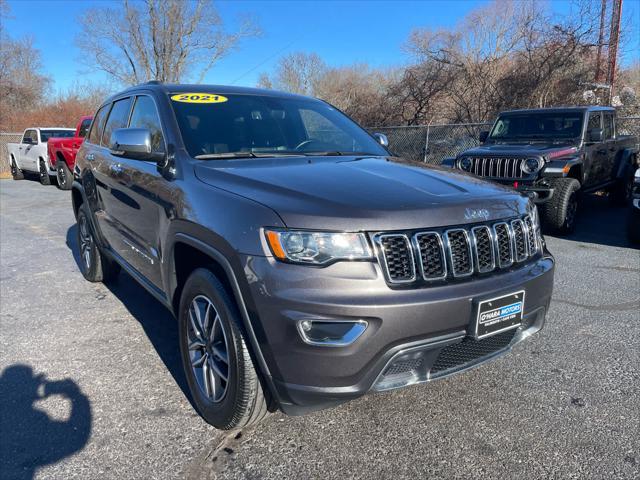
{"left": 39, "top": 159, "right": 52, "bottom": 186}
{"left": 178, "top": 269, "right": 269, "bottom": 430}
{"left": 10, "top": 159, "right": 24, "bottom": 180}
{"left": 610, "top": 167, "right": 635, "bottom": 206}
{"left": 56, "top": 161, "right": 73, "bottom": 190}
{"left": 76, "top": 204, "right": 120, "bottom": 283}
{"left": 541, "top": 178, "right": 581, "bottom": 235}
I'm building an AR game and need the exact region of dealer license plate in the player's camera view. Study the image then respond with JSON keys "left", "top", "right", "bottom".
{"left": 474, "top": 291, "right": 525, "bottom": 339}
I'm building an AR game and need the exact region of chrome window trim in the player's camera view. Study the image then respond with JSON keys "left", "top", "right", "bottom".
{"left": 493, "top": 222, "right": 514, "bottom": 268}
{"left": 471, "top": 225, "right": 496, "bottom": 273}
{"left": 510, "top": 218, "right": 529, "bottom": 262}
{"left": 373, "top": 233, "right": 416, "bottom": 284}
{"left": 412, "top": 231, "right": 448, "bottom": 281}
{"left": 444, "top": 228, "right": 474, "bottom": 278}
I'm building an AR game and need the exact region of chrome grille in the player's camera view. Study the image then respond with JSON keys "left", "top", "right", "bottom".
{"left": 493, "top": 223, "right": 514, "bottom": 268}
{"left": 471, "top": 226, "right": 495, "bottom": 273}
{"left": 376, "top": 234, "right": 415, "bottom": 283}
{"left": 445, "top": 229, "right": 473, "bottom": 277}
{"left": 468, "top": 157, "right": 526, "bottom": 179}
{"left": 375, "top": 215, "right": 540, "bottom": 285}
{"left": 511, "top": 219, "right": 528, "bottom": 262}
{"left": 414, "top": 232, "right": 446, "bottom": 280}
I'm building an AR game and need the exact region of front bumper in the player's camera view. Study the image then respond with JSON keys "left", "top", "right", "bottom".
{"left": 242, "top": 251, "right": 555, "bottom": 415}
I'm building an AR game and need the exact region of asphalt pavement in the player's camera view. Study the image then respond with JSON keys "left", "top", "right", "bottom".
{"left": 1, "top": 178, "right": 639, "bottom": 480}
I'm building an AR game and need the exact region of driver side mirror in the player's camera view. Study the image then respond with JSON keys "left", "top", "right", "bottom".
{"left": 110, "top": 128, "right": 163, "bottom": 161}
{"left": 479, "top": 130, "right": 489, "bottom": 143}
{"left": 373, "top": 132, "right": 389, "bottom": 148}
{"left": 588, "top": 128, "right": 604, "bottom": 143}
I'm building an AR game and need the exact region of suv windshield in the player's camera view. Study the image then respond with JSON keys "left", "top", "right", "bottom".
{"left": 489, "top": 112, "right": 584, "bottom": 141}
{"left": 170, "top": 93, "right": 388, "bottom": 159}
{"left": 40, "top": 130, "right": 75, "bottom": 142}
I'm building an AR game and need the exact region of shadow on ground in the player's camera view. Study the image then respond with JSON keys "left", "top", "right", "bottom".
{"left": 65, "top": 225, "right": 193, "bottom": 408}
{"left": 0, "top": 365, "right": 92, "bottom": 480}
{"left": 545, "top": 193, "right": 637, "bottom": 249}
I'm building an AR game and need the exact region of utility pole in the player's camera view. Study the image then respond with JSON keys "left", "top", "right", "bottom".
{"left": 606, "top": 0, "right": 623, "bottom": 103}
{"left": 594, "top": 0, "right": 607, "bottom": 83}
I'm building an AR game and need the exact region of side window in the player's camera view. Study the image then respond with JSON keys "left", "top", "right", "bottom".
{"left": 603, "top": 114, "right": 614, "bottom": 140}
{"left": 87, "top": 106, "right": 109, "bottom": 145}
{"left": 78, "top": 118, "right": 92, "bottom": 138}
{"left": 101, "top": 97, "right": 132, "bottom": 147}
{"left": 587, "top": 113, "right": 601, "bottom": 131}
{"left": 128, "top": 96, "right": 165, "bottom": 153}
{"left": 23, "top": 129, "right": 37, "bottom": 144}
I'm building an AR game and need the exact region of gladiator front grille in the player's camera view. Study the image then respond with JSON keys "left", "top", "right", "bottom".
{"left": 467, "top": 157, "right": 526, "bottom": 179}
{"left": 375, "top": 215, "right": 540, "bottom": 286}
{"left": 430, "top": 329, "right": 517, "bottom": 375}
{"left": 376, "top": 234, "right": 415, "bottom": 283}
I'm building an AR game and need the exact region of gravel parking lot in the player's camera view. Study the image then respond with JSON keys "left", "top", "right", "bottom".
{"left": 1, "top": 178, "right": 639, "bottom": 480}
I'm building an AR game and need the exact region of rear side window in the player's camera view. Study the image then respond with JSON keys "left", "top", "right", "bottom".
{"left": 87, "top": 106, "right": 109, "bottom": 145}
{"left": 603, "top": 114, "right": 614, "bottom": 140}
{"left": 101, "top": 97, "right": 132, "bottom": 147}
{"left": 587, "top": 113, "right": 601, "bottom": 130}
{"left": 129, "top": 96, "right": 165, "bottom": 153}
{"left": 78, "top": 118, "right": 92, "bottom": 138}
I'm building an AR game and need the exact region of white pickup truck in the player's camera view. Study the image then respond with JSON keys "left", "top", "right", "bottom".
{"left": 8, "top": 127, "right": 75, "bottom": 185}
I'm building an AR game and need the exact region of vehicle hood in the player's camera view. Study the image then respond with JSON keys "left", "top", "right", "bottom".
{"left": 194, "top": 156, "right": 530, "bottom": 231}
{"left": 462, "top": 143, "right": 579, "bottom": 159}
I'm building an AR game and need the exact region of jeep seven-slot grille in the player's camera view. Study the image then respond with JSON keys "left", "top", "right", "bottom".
{"left": 374, "top": 215, "right": 539, "bottom": 285}
{"left": 466, "top": 157, "right": 526, "bottom": 179}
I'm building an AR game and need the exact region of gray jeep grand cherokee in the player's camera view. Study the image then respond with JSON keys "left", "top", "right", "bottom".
{"left": 72, "top": 83, "right": 555, "bottom": 430}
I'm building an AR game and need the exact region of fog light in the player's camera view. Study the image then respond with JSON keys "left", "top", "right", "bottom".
{"left": 296, "top": 320, "right": 367, "bottom": 347}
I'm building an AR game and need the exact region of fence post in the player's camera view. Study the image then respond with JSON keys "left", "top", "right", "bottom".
{"left": 423, "top": 119, "right": 433, "bottom": 163}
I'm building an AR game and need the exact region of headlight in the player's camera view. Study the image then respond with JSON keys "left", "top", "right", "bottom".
{"left": 458, "top": 157, "right": 472, "bottom": 171}
{"left": 522, "top": 157, "right": 542, "bottom": 174}
{"left": 265, "top": 229, "right": 373, "bottom": 265}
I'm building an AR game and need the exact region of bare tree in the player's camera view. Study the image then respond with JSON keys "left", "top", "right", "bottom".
{"left": 258, "top": 52, "right": 326, "bottom": 95}
{"left": 77, "top": 0, "right": 259, "bottom": 85}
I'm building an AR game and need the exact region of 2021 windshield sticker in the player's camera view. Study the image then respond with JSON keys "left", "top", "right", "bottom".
{"left": 170, "top": 93, "right": 228, "bottom": 104}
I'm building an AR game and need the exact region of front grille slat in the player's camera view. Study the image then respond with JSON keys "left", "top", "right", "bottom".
{"left": 375, "top": 215, "right": 540, "bottom": 286}
{"left": 445, "top": 229, "right": 473, "bottom": 277}
{"left": 414, "top": 232, "right": 447, "bottom": 280}
{"left": 464, "top": 157, "right": 529, "bottom": 179}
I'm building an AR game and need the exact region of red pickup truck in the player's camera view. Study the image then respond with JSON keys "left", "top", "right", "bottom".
{"left": 48, "top": 116, "right": 93, "bottom": 190}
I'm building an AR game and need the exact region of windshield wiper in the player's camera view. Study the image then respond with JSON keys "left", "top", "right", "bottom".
{"left": 194, "top": 152, "right": 304, "bottom": 160}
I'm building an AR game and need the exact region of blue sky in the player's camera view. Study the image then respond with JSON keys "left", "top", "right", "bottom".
{"left": 3, "top": 0, "right": 639, "bottom": 93}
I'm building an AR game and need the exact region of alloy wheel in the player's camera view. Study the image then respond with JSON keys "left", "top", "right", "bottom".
{"left": 57, "top": 165, "right": 67, "bottom": 188}
{"left": 39, "top": 161, "right": 47, "bottom": 181}
{"left": 78, "top": 213, "right": 93, "bottom": 270}
{"left": 10, "top": 162, "right": 17, "bottom": 177}
{"left": 187, "top": 295, "right": 230, "bottom": 403}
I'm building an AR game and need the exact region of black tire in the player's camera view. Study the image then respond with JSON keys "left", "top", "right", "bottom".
{"left": 610, "top": 166, "right": 635, "bottom": 207}
{"left": 76, "top": 204, "right": 120, "bottom": 283}
{"left": 39, "top": 159, "right": 52, "bottom": 186}
{"left": 56, "top": 160, "right": 73, "bottom": 190}
{"left": 10, "top": 158, "right": 24, "bottom": 180}
{"left": 541, "top": 178, "right": 581, "bottom": 234}
{"left": 627, "top": 208, "right": 640, "bottom": 244}
{"left": 178, "top": 268, "right": 269, "bottom": 430}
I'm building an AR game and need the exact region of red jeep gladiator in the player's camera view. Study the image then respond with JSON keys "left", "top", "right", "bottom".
{"left": 48, "top": 116, "right": 93, "bottom": 190}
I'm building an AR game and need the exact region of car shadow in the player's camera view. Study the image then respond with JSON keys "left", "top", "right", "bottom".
{"left": 545, "top": 193, "right": 638, "bottom": 249}
{"left": 0, "top": 364, "right": 92, "bottom": 480}
{"left": 65, "top": 225, "right": 194, "bottom": 409}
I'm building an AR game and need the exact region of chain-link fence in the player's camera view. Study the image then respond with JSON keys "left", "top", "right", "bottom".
{"left": 0, "top": 133, "right": 22, "bottom": 176}
{"left": 371, "top": 116, "right": 640, "bottom": 165}
{"left": 1, "top": 117, "right": 638, "bottom": 175}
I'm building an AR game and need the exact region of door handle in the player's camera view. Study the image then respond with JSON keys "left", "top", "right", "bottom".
{"left": 86, "top": 153, "right": 95, "bottom": 161}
